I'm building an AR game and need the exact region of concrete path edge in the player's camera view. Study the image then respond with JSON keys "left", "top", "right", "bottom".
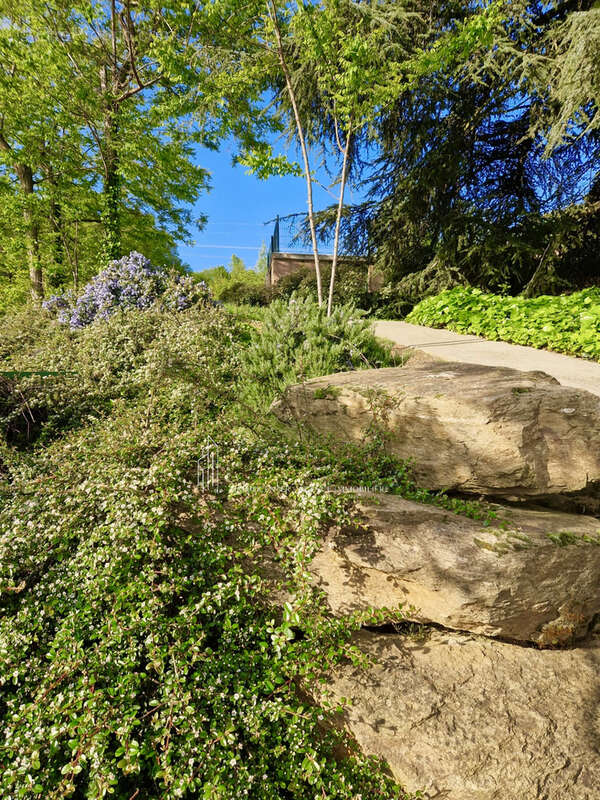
{"left": 373, "top": 320, "right": 600, "bottom": 398}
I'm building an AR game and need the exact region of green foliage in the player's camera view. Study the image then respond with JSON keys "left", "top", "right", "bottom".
{"left": 307, "top": 436, "right": 497, "bottom": 524}
{"left": 0, "top": 303, "right": 240, "bottom": 448}
{"left": 333, "top": 1, "right": 600, "bottom": 302}
{"left": 241, "top": 294, "right": 399, "bottom": 406}
{"left": 273, "top": 262, "right": 372, "bottom": 311}
{"left": 405, "top": 0, "right": 506, "bottom": 83}
{"left": 0, "top": 0, "right": 279, "bottom": 306}
{"left": 271, "top": 266, "right": 316, "bottom": 299}
{"left": 546, "top": 530, "right": 600, "bottom": 547}
{"left": 196, "top": 254, "right": 269, "bottom": 307}
{"left": 236, "top": 142, "right": 303, "bottom": 179}
{"left": 1, "top": 285, "right": 521, "bottom": 798}
{"left": 218, "top": 281, "right": 270, "bottom": 307}
{"left": 288, "top": 0, "right": 417, "bottom": 140}
{"left": 0, "top": 295, "right": 474, "bottom": 800}
{"left": 193, "top": 265, "right": 231, "bottom": 295}
{"left": 408, "top": 286, "right": 600, "bottom": 361}
{"left": 506, "top": 5, "right": 600, "bottom": 152}
{"left": 370, "top": 261, "right": 468, "bottom": 319}
{"left": 0, "top": 302, "right": 425, "bottom": 800}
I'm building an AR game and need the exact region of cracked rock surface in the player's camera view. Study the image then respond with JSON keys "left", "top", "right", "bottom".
{"left": 311, "top": 494, "right": 600, "bottom": 645}
{"left": 327, "top": 627, "right": 600, "bottom": 800}
{"left": 273, "top": 357, "right": 600, "bottom": 795}
{"left": 272, "top": 361, "right": 600, "bottom": 502}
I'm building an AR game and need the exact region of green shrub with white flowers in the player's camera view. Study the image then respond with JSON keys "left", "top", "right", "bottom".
{"left": 0, "top": 300, "right": 426, "bottom": 800}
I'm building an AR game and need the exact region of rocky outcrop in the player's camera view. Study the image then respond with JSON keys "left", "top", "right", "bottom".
{"left": 272, "top": 361, "right": 600, "bottom": 502}
{"left": 273, "top": 359, "right": 600, "bottom": 794}
{"left": 311, "top": 494, "right": 600, "bottom": 645}
{"left": 326, "top": 627, "right": 600, "bottom": 800}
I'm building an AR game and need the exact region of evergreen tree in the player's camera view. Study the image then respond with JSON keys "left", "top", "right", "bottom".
{"left": 335, "top": 0, "right": 600, "bottom": 297}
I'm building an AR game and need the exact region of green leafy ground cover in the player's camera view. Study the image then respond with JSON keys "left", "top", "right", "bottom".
{"left": 0, "top": 297, "right": 498, "bottom": 799}
{"left": 0, "top": 300, "right": 432, "bottom": 800}
{"left": 407, "top": 287, "right": 600, "bottom": 361}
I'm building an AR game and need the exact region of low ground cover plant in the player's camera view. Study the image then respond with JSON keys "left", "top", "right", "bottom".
{"left": 1, "top": 289, "right": 497, "bottom": 799}
{"left": 407, "top": 286, "right": 600, "bottom": 360}
{"left": 1, "top": 300, "right": 425, "bottom": 800}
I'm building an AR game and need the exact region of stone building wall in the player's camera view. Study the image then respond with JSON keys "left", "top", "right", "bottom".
{"left": 267, "top": 252, "right": 382, "bottom": 292}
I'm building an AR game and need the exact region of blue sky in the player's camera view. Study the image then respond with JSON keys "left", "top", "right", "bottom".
{"left": 178, "top": 140, "right": 365, "bottom": 273}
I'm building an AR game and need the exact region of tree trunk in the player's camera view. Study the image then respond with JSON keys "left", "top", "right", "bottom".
{"left": 25, "top": 211, "right": 43, "bottom": 302}
{"left": 73, "top": 221, "right": 80, "bottom": 293}
{"left": 0, "top": 132, "right": 43, "bottom": 300}
{"left": 47, "top": 164, "right": 64, "bottom": 271}
{"left": 267, "top": 0, "right": 323, "bottom": 306}
{"left": 100, "top": 50, "right": 121, "bottom": 261}
{"left": 327, "top": 124, "right": 352, "bottom": 316}
{"left": 103, "top": 150, "right": 121, "bottom": 260}
{"left": 50, "top": 197, "right": 64, "bottom": 269}
{"left": 17, "top": 164, "right": 43, "bottom": 302}
{"left": 522, "top": 241, "right": 559, "bottom": 298}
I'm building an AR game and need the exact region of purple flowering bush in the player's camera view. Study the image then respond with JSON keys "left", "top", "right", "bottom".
{"left": 43, "top": 251, "right": 211, "bottom": 328}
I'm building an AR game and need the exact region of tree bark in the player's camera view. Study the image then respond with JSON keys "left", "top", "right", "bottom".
{"left": 327, "top": 124, "right": 352, "bottom": 316}
{"left": 73, "top": 220, "right": 79, "bottom": 293}
{"left": 100, "top": 61, "right": 122, "bottom": 261}
{"left": 0, "top": 132, "right": 43, "bottom": 300}
{"left": 267, "top": 0, "right": 323, "bottom": 306}
{"left": 50, "top": 198, "right": 64, "bottom": 268}
{"left": 20, "top": 166, "right": 44, "bottom": 302}
{"left": 46, "top": 162, "right": 64, "bottom": 271}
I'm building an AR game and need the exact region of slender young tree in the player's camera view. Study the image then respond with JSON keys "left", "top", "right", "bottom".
{"left": 266, "top": 0, "right": 324, "bottom": 306}
{"left": 289, "top": 0, "right": 424, "bottom": 313}
{"left": 291, "top": 0, "right": 390, "bottom": 314}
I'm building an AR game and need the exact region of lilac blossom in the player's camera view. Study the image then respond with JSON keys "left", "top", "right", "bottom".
{"left": 43, "top": 252, "right": 212, "bottom": 328}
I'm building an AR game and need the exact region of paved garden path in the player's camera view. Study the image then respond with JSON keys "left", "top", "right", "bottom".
{"left": 373, "top": 320, "right": 600, "bottom": 398}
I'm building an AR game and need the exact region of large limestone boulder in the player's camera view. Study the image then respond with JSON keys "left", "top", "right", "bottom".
{"left": 272, "top": 361, "right": 600, "bottom": 501}
{"left": 311, "top": 494, "right": 600, "bottom": 645}
{"left": 325, "top": 628, "right": 600, "bottom": 800}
